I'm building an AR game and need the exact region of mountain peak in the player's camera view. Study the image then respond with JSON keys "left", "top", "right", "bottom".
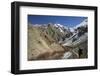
{"left": 74, "top": 19, "right": 88, "bottom": 29}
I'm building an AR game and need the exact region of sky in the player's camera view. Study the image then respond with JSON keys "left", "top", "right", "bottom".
{"left": 28, "top": 15, "right": 87, "bottom": 27}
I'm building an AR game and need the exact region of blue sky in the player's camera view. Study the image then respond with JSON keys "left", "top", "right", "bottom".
{"left": 28, "top": 15, "right": 87, "bottom": 27}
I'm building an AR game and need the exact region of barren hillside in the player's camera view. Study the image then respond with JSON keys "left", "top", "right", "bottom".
{"left": 28, "top": 26, "right": 66, "bottom": 60}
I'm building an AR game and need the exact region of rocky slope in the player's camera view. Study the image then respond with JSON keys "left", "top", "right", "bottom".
{"left": 28, "top": 26, "right": 67, "bottom": 60}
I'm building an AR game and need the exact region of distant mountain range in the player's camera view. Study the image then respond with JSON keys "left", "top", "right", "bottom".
{"left": 29, "top": 19, "right": 87, "bottom": 32}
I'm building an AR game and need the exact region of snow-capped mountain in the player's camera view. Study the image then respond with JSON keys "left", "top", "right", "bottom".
{"left": 54, "top": 23, "right": 74, "bottom": 33}
{"left": 62, "top": 19, "right": 88, "bottom": 47}
{"left": 74, "top": 19, "right": 88, "bottom": 29}
{"left": 69, "top": 28, "right": 74, "bottom": 32}
{"left": 54, "top": 23, "right": 64, "bottom": 28}
{"left": 53, "top": 24, "right": 64, "bottom": 33}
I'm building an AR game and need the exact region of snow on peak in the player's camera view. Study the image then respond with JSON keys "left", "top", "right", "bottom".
{"left": 57, "top": 24, "right": 64, "bottom": 27}
{"left": 70, "top": 28, "right": 75, "bottom": 32}
{"left": 54, "top": 23, "right": 64, "bottom": 28}
{"left": 74, "top": 19, "right": 88, "bottom": 29}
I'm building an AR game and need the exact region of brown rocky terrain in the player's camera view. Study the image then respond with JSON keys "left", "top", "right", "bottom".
{"left": 28, "top": 26, "right": 67, "bottom": 60}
